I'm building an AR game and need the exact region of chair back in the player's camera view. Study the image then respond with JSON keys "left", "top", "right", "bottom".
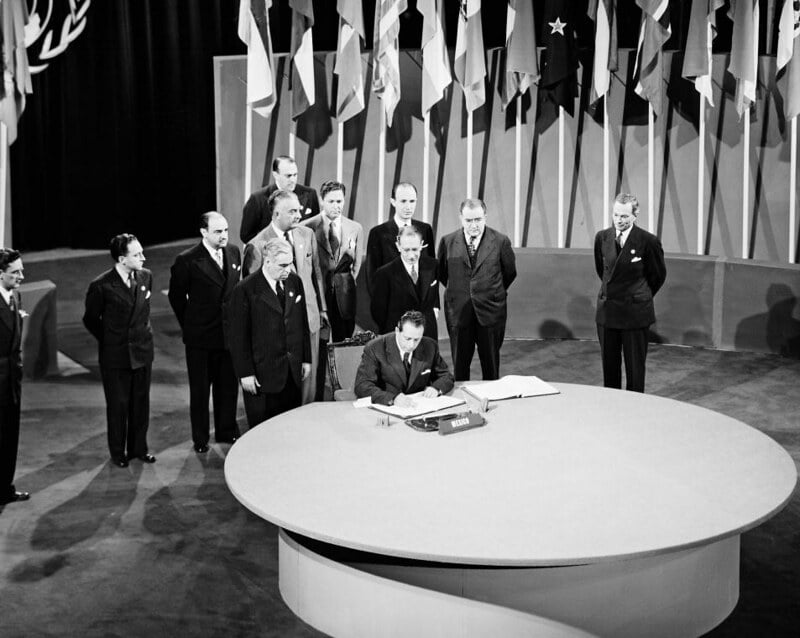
{"left": 327, "top": 331, "right": 377, "bottom": 401}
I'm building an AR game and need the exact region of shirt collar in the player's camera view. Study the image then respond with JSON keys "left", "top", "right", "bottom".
{"left": 394, "top": 333, "right": 414, "bottom": 361}
{"left": 202, "top": 238, "right": 222, "bottom": 258}
{"left": 0, "top": 286, "right": 11, "bottom": 305}
{"left": 393, "top": 214, "right": 412, "bottom": 229}
{"left": 464, "top": 229, "right": 484, "bottom": 246}
{"left": 401, "top": 259, "right": 417, "bottom": 276}
{"left": 114, "top": 263, "right": 133, "bottom": 283}
{"left": 261, "top": 268, "right": 280, "bottom": 293}
{"left": 617, "top": 225, "right": 633, "bottom": 247}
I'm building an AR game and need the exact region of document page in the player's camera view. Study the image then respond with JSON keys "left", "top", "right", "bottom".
{"left": 366, "top": 392, "right": 466, "bottom": 419}
{"left": 462, "top": 375, "right": 560, "bottom": 402}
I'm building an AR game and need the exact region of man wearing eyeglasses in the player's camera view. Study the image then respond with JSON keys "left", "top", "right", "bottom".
{"left": 228, "top": 238, "right": 312, "bottom": 427}
{"left": 0, "top": 248, "right": 29, "bottom": 505}
{"left": 438, "top": 199, "right": 517, "bottom": 381}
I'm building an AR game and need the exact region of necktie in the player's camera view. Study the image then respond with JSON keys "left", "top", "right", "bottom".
{"left": 329, "top": 222, "right": 340, "bottom": 258}
{"left": 8, "top": 294, "right": 15, "bottom": 312}
{"left": 214, "top": 249, "right": 223, "bottom": 269}
{"left": 284, "top": 231, "right": 296, "bottom": 267}
{"left": 615, "top": 232, "right": 623, "bottom": 255}
{"left": 468, "top": 237, "right": 477, "bottom": 257}
{"left": 410, "top": 265, "right": 418, "bottom": 285}
{"left": 277, "top": 281, "right": 286, "bottom": 309}
{"left": 403, "top": 353, "right": 411, "bottom": 379}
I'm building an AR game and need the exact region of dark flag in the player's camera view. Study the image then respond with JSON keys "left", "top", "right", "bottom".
{"left": 540, "top": 0, "right": 578, "bottom": 115}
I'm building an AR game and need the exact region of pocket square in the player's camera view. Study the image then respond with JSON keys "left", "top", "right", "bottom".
{"left": 631, "top": 256, "right": 642, "bottom": 263}
{"left": 145, "top": 290, "right": 152, "bottom": 299}
{"left": 430, "top": 279, "right": 437, "bottom": 287}
{"left": 295, "top": 294, "right": 303, "bottom": 303}
{"left": 233, "top": 264, "right": 240, "bottom": 271}
{"left": 421, "top": 368, "right": 431, "bottom": 375}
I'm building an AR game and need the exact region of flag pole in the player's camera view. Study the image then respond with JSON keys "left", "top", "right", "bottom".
{"left": 790, "top": 116, "right": 797, "bottom": 263}
{"left": 423, "top": 111, "right": 430, "bottom": 224}
{"left": 244, "top": 105, "right": 253, "bottom": 202}
{"left": 289, "top": 124, "right": 296, "bottom": 158}
{"left": 378, "top": 107, "right": 386, "bottom": 224}
{"left": 603, "top": 97, "right": 609, "bottom": 229}
{"left": 742, "top": 109, "right": 750, "bottom": 258}
{"left": 514, "top": 95, "right": 522, "bottom": 246}
{"left": 0, "top": 123, "right": 7, "bottom": 247}
{"left": 466, "top": 110, "right": 473, "bottom": 199}
{"left": 648, "top": 102, "right": 655, "bottom": 232}
{"left": 337, "top": 122, "right": 344, "bottom": 183}
{"left": 558, "top": 105, "right": 565, "bottom": 248}
{"left": 697, "top": 96, "right": 705, "bottom": 255}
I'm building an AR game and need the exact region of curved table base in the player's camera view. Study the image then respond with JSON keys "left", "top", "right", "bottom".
{"left": 279, "top": 530, "right": 739, "bottom": 638}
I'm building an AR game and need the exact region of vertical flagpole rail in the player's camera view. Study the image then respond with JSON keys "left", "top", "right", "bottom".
{"left": 648, "top": 103, "right": 655, "bottom": 233}
{"left": 466, "top": 110, "right": 474, "bottom": 199}
{"left": 603, "top": 97, "right": 609, "bottom": 229}
{"left": 514, "top": 95, "right": 522, "bottom": 247}
{"left": 0, "top": 123, "right": 7, "bottom": 247}
{"left": 558, "top": 106, "right": 565, "bottom": 248}
{"left": 378, "top": 108, "right": 386, "bottom": 224}
{"left": 742, "top": 109, "right": 750, "bottom": 259}
{"left": 337, "top": 122, "right": 344, "bottom": 183}
{"left": 244, "top": 106, "right": 254, "bottom": 203}
{"left": 423, "top": 112, "right": 430, "bottom": 224}
{"left": 697, "top": 97, "right": 706, "bottom": 255}
{"left": 790, "top": 117, "right": 797, "bottom": 263}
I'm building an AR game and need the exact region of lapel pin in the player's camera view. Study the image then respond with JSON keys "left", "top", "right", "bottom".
{"left": 140, "top": 285, "right": 146, "bottom": 291}
{"left": 630, "top": 249, "right": 636, "bottom": 255}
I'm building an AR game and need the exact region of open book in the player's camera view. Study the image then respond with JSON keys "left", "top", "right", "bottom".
{"left": 357, "top": 392, "right": 466, "bottom": 419}
{"left": 462, "top": 375, "right": 560, "bottom": 402}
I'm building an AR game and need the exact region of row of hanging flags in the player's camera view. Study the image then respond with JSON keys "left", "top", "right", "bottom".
{"left": 238, "top": 0, "right": 800, "bottom": 124}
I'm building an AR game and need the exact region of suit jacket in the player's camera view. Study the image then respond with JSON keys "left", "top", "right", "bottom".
{"left": 365, "top": 218, "right": 435, "bottom": 291}
{"left": 167, "top": 242, "right": 241, "bottom": 350}
{"left": 370, "top": 256, "right": 440, "bottom": 340}
{"left": 594, "top": 225, "right": 667, "bottom": 329}
{"left": 302, "top": 213, "right": 363, "bottom": 318}
{"left": 438, "top": 227, "right": 517, "bottom": 328}
{"left": 242, "top": 224, "right": 326, "bottom": 333}
{"left": 240, "top": 183, "right": 320, "bottom": 243}
{"left": 228, "top": 271, "right": 311, "bottom": 393}
{"left": 83, "top": 268, "right": 154, "bottom": 369}
{"left": 0, "top": 293, "right": 22, "bottom": 406}
{"left": 354, "top": 334, "right": 454, "bottom": 405}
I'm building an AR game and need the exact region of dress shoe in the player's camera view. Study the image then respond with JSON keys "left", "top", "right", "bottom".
{"left": 0, "top": 491, "right": 30, "bottom": 505}
{"left": 215, "top": 436, "right": 238, "bottom": 444}
{"left": 194, "top": 443, "right": 209, "bottom": 454}
{"left": 135, "top": 454, "right": 157, "bottom": 463}
{"left": 111, "top": 457, "right": 129, "bottom": 468}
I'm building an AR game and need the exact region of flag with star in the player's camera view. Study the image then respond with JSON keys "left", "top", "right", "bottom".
{"left": 417, "top": 0, "right": 451, "bottom": 115}
{"left": 502, "top": 0, "right": 539, "bottom": 109}
{"left": 372, "top": 0, "right": 408, "bottom": 126}
{"left": 777, "top": 0, "right": 800, "bottom": 119}
{"left": 727, "top": 0, "right": 759, "bottom": 119}
{"left": 587, "top": 0, "right": 617, "bottom": 105}
{"left": 682, "top": 0, "right": 724, "bottom": 107}
{"left": 540, "top": 0, "right": 578, "bottom": 115}
{"left": 289, "top": 0, "right": 315, "bottom": 120}
{"left": 335, "top": 0, "right": 366, "bottom": 122}
{"left": 454, "top": 0, "right": 486, "bottom": 113}
{"left": 237, "top": 0, "right": 276, "bottom": 119}
{"left": 633, "top": 0, "right": 671, "bottom": 117}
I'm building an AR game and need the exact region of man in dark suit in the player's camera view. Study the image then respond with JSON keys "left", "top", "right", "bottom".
{"left": 229, "top": 238, "right": 312, "bottom": 427}
{"left": 438, "top": 198, "right": 517, "bottom": 381}
{"left": 83, "top": 234, "right": 156, "bottom": 467}
{"left": 594, "top": 193, "right": 667, "bottom": 392}
{"left": 168, "top": 212, "right": 241, "bottom": 453}
{"left": 371, "top": 225, "right": 440, "bottom": 340}
{"left": 240, "top": 155, "right": 320, "bottom": 243}
{"left": 302, "top": 180, "right": 364, "bottom": 342}
{"left": 354, "top": 311, "right": 454, "bottom": 407}
{"left": 365, "top": 182, "right": 435, "bottom": 291}
{"left": 0, "top": 249, "right": 28, "bottom": 505}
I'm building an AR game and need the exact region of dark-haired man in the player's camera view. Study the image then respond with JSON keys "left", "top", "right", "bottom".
{"left": 168, "top": 212, "right": 241, "bottom": 453}
{"left": 0, "top": 248, "right": 29, "bottom": 505}
{"left": 240, "top": 155, "right": 320, "bottom": 243}
{"left": 83, "top": 234, "right": 155, "bottom": 467}
{"left": 354, "top": 311, "right": 453, "bottom": 407}
{"left": 365, "top": 182, "right": 435, "bottom": 291}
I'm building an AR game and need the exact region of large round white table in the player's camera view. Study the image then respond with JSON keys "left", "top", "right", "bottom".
{"left": 225, "top": 384, "right": 797, "bottom": 638}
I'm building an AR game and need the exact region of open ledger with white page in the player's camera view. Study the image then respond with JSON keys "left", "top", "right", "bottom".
{"left": 461, "top": 375, "right": 560, "bottom": 402}
{"left": 355, "top": 392, "right": 466, "bottom": 419}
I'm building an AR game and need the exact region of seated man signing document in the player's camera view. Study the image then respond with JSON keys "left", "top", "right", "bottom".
{"left": 354, "top": 311, "right": 454, "bottom": 407}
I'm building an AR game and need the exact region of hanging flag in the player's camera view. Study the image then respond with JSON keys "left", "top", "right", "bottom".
{"left": 633, "top": 0, "right": 671, "bottom": 117}
{"left": 502, "top": 0, "right": 539, "bottom": 109}
{"left": 587, "top": 0, "right": 618, "bottom": 105}
{"left": 417, "top": 0, "right": 451, "bottom": 115}
{"left": 372, "top": 0, "right": 407, "bottom": 126}
{"left": 727, "top": 0, "right": 759, "bottom": 119}
{"left": 237, "top": 0, "right": 276, "bottom": 118}
{"left": 0, "top": 0, "right": 33, "bottom": 144}
{"left": 289, "top": 0, "right": 315, "bottom": 120}
{"left": 454, "top": 0, "right": 486, "bottom": 113}
{"left": 540, "top": 0, "right": 578, "bottom": 115}
{"left": 777, "top": 0, "right": 800, "bottom": 119}
{"left": 682, "top": 0, "right": 724, "bottom": 107}
{"left": 335, "top": 0, "right": 366, "bottom": 122}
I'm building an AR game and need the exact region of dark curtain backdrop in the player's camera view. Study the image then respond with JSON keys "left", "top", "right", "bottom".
{"left": 9, "top": 0, "right": 704, "bottom": 250}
